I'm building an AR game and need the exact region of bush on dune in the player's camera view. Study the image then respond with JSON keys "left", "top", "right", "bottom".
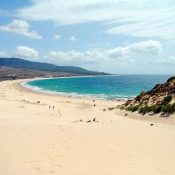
{"left": 126, "top": 103, "right": 175, "bottom": 115}
{"left": 162, "top": 103, "right": 175, "bottom": 113}
{"left": 126, "top": 105, "right": 139, "bottom": 112}
{"left": 161, "top": 95, "right": 173, "bottom": 105}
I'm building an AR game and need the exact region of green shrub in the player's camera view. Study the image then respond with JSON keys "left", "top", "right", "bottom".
{"left": 120, "top": 106, "right": 125, "bottom": 110}
{"left": 162, "top": 103, "right": 175, "bottom": 113}
{"left": 108, "top": 107, "right": 115, "bottom": 111}
{"left": 161, "top": 95, "right": 173, "bottom": 105}
{"left": 152, "top": 105, "right": 162, "bottom": 114}
{"left": 139, "top": 106, "right": 152, "bottom": 114}
{"left": 127, "top": 105, "right": 139, "bottom": 112}
{"left": 126, "top": 103, "right": 175, "bottom": 115}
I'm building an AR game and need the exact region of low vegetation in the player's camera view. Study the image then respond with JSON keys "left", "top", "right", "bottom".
{"left": 125, "top": 103, "right": 175, "bottom": 115}
{"left": 122, "top": 76, "right": 175, "bottom": 116}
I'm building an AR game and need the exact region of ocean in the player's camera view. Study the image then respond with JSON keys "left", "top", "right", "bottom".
{"left": 25, "top": 75, "right": 172, "bottom": 99}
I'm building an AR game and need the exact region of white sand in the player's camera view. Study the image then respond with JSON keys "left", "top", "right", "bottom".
{"left": 0, "top": 79, "right": 175, "bottom": 175}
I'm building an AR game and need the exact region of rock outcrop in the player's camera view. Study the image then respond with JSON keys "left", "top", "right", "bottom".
{"left": 123, "top": 76, "right": 175, "bottom": 115}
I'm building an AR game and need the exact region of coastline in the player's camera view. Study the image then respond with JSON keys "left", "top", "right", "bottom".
{"left": 21, "top": 76, "right": 133, "bottom": 100}
{"left": 21, "top": 74, "right": 172, "bottom": 101}
{"left": 0, "top": 79, "right": 175, "bottom": 175}
{"left": 20, "top": 78, "right": 175, "bottom": 125}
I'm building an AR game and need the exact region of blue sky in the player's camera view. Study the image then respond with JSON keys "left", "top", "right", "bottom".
{"left": 0, "top": 0, "right": 175, "bottom": 74}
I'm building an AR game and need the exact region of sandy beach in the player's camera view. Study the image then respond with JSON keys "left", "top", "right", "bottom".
{"left": 0, "top": 79, "right": 175, "bottom": 175}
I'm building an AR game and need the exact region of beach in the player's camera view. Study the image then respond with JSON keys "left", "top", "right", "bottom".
{"left": 0, "top": 79, "right": 175, "bottom": 175}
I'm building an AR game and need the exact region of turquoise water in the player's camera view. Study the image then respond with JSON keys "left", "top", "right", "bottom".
{"left": 26, "top": 75, "right": 172, "bottom": 99}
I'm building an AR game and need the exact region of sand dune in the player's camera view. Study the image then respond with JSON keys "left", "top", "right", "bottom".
{"left": 0, "top": 79, "right": 175, "bottom": 175}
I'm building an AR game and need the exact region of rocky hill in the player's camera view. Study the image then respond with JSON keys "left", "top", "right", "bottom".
{"left": 0, "top": 57, "right": 108, "bottom": 76}
{"left": 0, "top": 66, "right": 75, "bottom": 81}
{"left": 0, "top": 57, "right": 109, "bottom": 81}
{"left": 123, "top": 76, "right": 175, "bottom": 115}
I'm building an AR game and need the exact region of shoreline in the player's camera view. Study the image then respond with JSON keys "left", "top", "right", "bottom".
{"left": 21, "top": 76, "right": 135, "bottom": 101}
{"left": 1, "top": 78, "right": 174, "bottom": 126}
{"left": 0, "top": 79, "right": 175, "bottom": 175}
{"left": 19, "top": 78, "right": 175, "bottom": 126}
{"left": 10, "top": 78, "right": 175, "bottom": 125}
{"left": 19, "top": 78, "right": 126, "bottom": 102}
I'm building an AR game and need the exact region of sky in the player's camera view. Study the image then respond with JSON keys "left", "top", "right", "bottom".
{"left": 0, "top": 0, "right": 175, "bottom": 74}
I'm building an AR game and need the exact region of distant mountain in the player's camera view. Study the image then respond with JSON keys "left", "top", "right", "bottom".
{"left": 0, "top": 57, "right": 108, "bottom": 76}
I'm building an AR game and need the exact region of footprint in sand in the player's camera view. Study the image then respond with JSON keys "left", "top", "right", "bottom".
{"left": 31, "top": 166, "right": 41, "bottom": 172}
{"left": 48, "top": 170, "right": 55, "bottom": 174}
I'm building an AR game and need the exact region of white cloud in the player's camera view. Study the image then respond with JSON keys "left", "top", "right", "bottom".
{"left": 0, "top": 51, "right": 9, "bottom": 58}
{"left": 156, "top": 56, "right": 175, "bottom": 64}
{"left": 54, "top": 34, "right": 62, "bottom": 40}
{"left": 0, "top": 19, "right": 42, "bottom": 39}
{"left": 69, "top": 36, "right": 77, "bottom": 42}
{"left": 0, "top": 40, "right": 161, "bottom": 64}
{"left": 106, "top": 40, "right": 161, "bottom": 58}
{"left": 47, "top": 40, "right": 161, "bottom": 65}
{"left": 15, "top": 46, "right": 39, "bottom": 58}
{"left": 16, "top": 0, "right": 175, "bottom": 39}
{"left": 47, "top": 50, "right": 101, "bottom": 65}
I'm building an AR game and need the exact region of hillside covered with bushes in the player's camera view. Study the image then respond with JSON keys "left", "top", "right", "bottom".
{"left": 123, "top": 76, "right": 175, "bottom": 116}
